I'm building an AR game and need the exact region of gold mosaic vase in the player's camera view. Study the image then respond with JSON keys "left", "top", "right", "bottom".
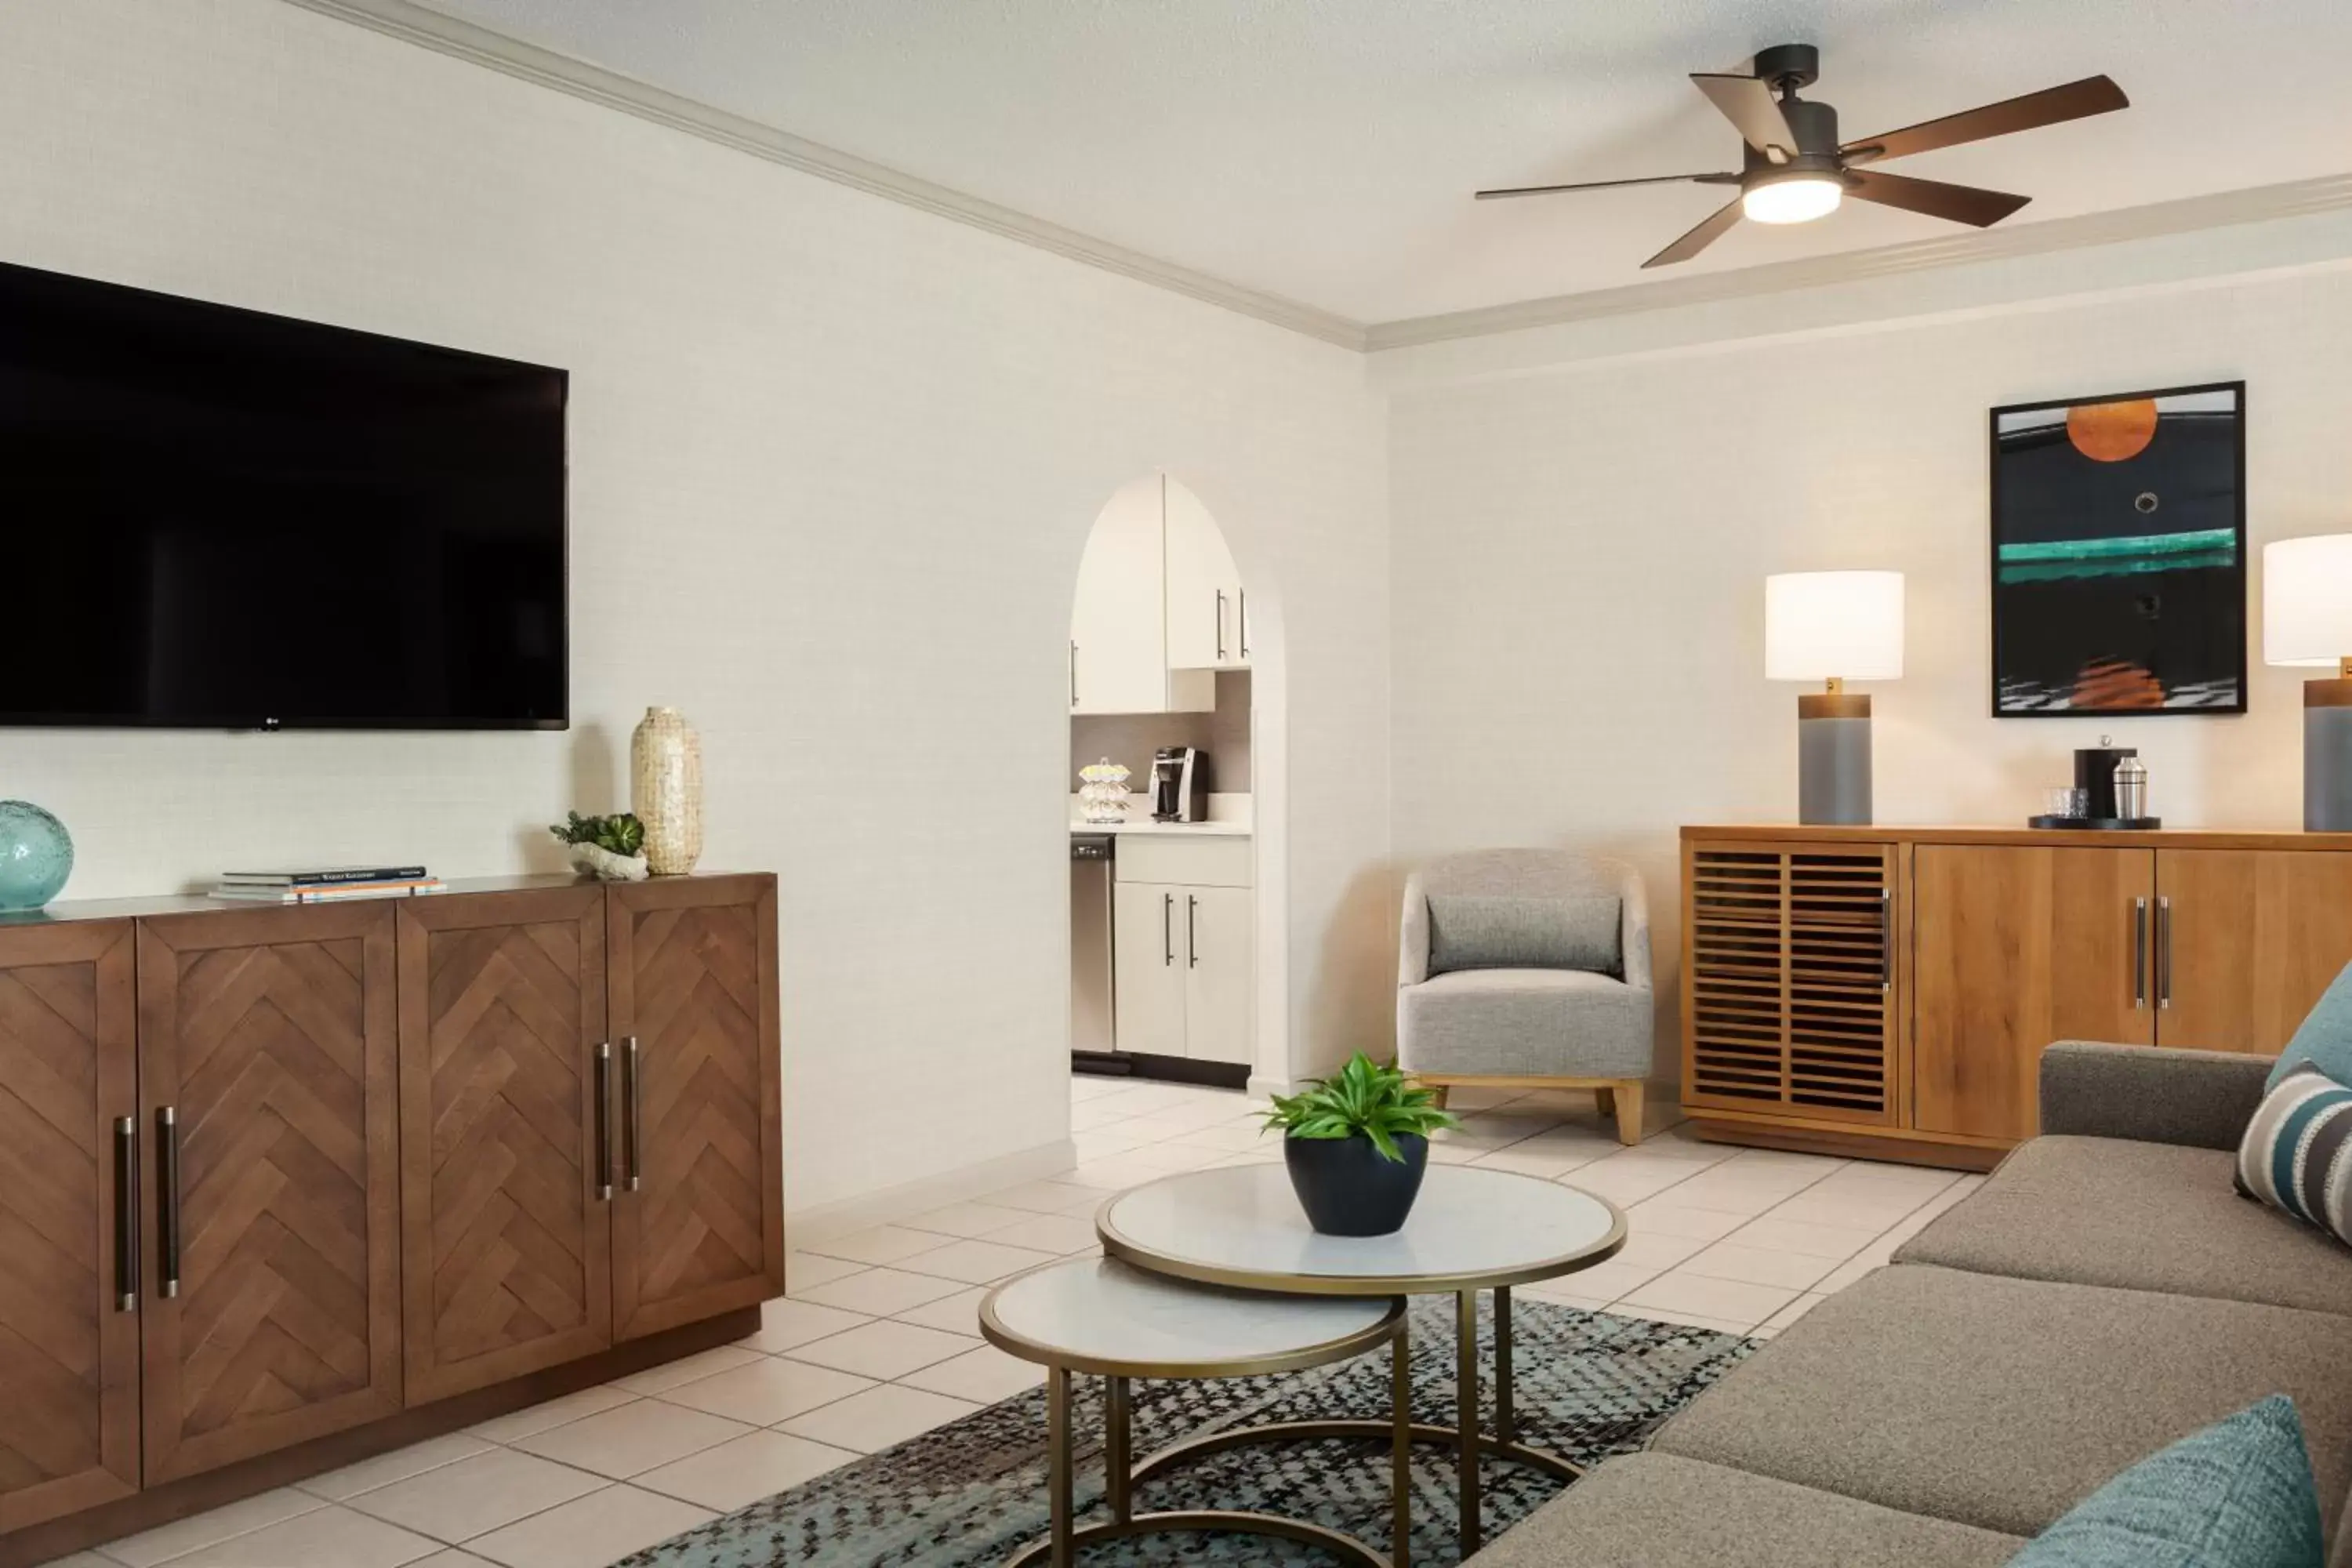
{"left": 630, "top": 706, "right": 704, "bottom": 875}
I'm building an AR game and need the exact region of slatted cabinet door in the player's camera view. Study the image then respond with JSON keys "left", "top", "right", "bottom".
{"left": 0, "top": 923, "right": 139, "bottom": 1534}
{"left": 608, "top": 875, "right": 784, "bottom": 1341}
{"left": 136, "top": 905, "right": 402, "bottom": 1483}
{"left": 1682, "top": 841, "right": 1900, "bottom": 1125}
{"left": 397, "top": 887, "right": 612, "bottom": 1404}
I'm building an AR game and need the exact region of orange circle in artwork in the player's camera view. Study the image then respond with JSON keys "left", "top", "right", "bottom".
{"left": 2066, "top": 399, "right": 2160, "bottom": 463}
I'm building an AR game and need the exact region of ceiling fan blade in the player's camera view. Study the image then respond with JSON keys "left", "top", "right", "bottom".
{"left": 1691, "top": 73, "right": 1798, "bottom": 162}
{"left": 1641, "top": 196, "right": 1744, "bottom": 268}
{"left": 1842, "top": 75, "right": 2128, "bottom": 164}
{"left": 1475, "top": 172, "right": 1740, "bottom": 200}
{"left": 1844, "top": 168, "right": 2031, "bottom": 227}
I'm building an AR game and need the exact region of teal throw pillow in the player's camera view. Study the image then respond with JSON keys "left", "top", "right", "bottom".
{"left": 2271, "top": 960, "right": 2352, "bottom": 1092}
{"left": 2236, "top": 1063, "right": 2352, "bottom": 1247}
{"left": 2009, "top": 1396, "right": 2322, "bottom": 1568}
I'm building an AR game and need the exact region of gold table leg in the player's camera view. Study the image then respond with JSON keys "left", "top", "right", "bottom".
{"left": 1007, "top": 1329, "right": 1408, "bottom": 1568}
{"left": 1392, "top": 1319, "right": 1412, "bottom": 1568}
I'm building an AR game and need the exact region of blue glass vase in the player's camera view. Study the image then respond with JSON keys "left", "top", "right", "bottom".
{"left": 0, "top": 801, "right": 73, "bottom": 910}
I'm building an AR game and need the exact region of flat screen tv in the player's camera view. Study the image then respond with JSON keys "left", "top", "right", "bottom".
{"left": 2, "top": 259, "right": 567, "bottom": 728}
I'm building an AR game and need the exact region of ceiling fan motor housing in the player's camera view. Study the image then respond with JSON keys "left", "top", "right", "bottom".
{"left": 1743, "top": 96, "right": 1842, "bottom": 190}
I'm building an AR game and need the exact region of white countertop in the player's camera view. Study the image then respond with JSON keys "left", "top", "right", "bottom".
{"left": 1070, "top": 793, "right": 1251, "bottom": 837}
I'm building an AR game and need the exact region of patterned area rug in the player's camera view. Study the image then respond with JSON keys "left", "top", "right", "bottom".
{"left": 622, "top": 1298, "right": 1751, "bottom": 1567}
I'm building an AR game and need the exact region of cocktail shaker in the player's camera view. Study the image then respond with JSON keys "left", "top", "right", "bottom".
{"left": 2113, "top": 754, "right": 2149, "bottom": 822}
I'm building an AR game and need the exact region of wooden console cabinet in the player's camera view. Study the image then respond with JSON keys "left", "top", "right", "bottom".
{"left": 0, "top": 875, "right": 782, "bottom": 1563}
{"left": 1682, "top": 827, "right": 2352, "bottom": 1167}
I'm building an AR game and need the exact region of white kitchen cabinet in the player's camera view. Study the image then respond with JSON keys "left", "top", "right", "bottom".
{"left": 1113, "top": 837, "right": 1254, "bottom": 1067}
{"left": 1180, "top": 885, "right": 1254, "bottom": 1065}
{"left": 1163, "top": 478, "right": 1246, "bottom": 670}
{"left": 1070, "top": 477, "right": 1171, "bottom": 715}
{"left": 1112, "top": 882, "right": 1185, "bottom": 1060}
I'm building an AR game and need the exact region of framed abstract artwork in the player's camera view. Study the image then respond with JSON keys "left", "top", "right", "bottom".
{"left": 1989, "top": 381, "right": 2246, "bottom": 716}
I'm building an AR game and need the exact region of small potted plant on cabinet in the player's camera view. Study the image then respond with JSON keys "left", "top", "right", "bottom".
{"left": 1261, "top": 1052, "right": 1458, "bottom": 1236}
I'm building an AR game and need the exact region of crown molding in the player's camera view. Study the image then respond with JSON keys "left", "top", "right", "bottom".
{"left": 278, "top": 0, "right": 1369, "bottom": 350}
{"left": 1365, "top": 172, "right": 2352, "bottom": 351}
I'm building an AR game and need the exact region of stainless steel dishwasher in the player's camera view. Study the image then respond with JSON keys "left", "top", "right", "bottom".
{"left": 1069, "top": 833, "right": 1127, "bottom": 1074}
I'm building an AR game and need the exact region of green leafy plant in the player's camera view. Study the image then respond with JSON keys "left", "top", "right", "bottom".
{"left": 1261, "top": 1051, "right": 1458, "bottom": 1163}
{"left": 549, "top": 810, "right": 645, "bottom": 857}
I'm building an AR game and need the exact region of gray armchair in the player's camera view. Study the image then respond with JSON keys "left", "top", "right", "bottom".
{"left": 1397, "top": 849, "right": 1654, "bottom": 1145}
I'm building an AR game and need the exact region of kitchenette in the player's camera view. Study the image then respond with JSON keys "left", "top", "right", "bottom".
{"left": 1069, "top": 473, "right": 1257, "bottom": 1087}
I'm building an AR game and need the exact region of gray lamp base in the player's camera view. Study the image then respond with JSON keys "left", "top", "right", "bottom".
{"left": 1798, "top": 693, "right": 1872, "bottom": 826}
{"left": 2307, "top": 681, "right": 2352, "bottom": 833}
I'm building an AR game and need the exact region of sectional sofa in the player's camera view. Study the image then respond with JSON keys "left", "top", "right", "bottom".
{"left": 1471, "top": 1041, "right": 2352, "bottom": 1566}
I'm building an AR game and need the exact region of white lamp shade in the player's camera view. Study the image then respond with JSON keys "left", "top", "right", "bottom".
{"left": 1765, "top": 571, "right": 1906, "bottom": 682}
{"left": 2264, "top": 535, "right": 2352, "bottom": 668}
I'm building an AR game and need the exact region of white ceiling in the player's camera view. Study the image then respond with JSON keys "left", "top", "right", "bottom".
{"left": 409, "top": 0, "right": 2352, "bottom": 326}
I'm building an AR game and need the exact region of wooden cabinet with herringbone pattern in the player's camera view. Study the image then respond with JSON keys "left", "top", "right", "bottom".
{"left": 135, "top": 905, "right": 402, "bottom": 1483}
{"left": 0, "top": 924, "right": 139, "bottom": 1534}
{"left": 608, "top": 876, "right": 784, "bottom": 1340}
{"left": 397, "top": 887, "right": 612, "bottom": 1403}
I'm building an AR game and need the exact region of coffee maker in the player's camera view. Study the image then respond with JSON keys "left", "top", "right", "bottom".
{"left": 1149, "top": 746, "right": 1208, "bottom": 823}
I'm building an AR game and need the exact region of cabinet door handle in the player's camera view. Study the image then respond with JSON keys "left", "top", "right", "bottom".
{"left": 593, "top": 1042, "right": 614, "bottom": 1200}
{"left": 1163, "top": 893, "right": 1174, "bottom": 966}
{"left": 1188, "top": 895, "right": 1200, "bottom": 968}
{"left": 155, "top": 1106, "right": 180, "bottom": 1301}
{"left": 1239, "top": 590, "right": 1248, "bottom": 660}
{"left": 2156, "top": 896, "right": 2173, "bottom": 1011}
{"left": 2132, "top": 897, "right": 2149, "bottom": 1009}
{"left": 1069, "top": 641, "right": 1078, "bottom": 707}
{"left": 622, "top": 1036, "right": 642, "bottom": 1193}
{"left": 114, "top": 1116, "right": 138, "bottom": 1312}
{"left": 1215, "top": 590, "right": 1228, "bottom": 662}
{"left": 1878, "top": 890, "right": 1892, "bottom": 991}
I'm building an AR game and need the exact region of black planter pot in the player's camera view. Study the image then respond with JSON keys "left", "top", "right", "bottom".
{"left": 1283, "top": 1132, "right": 1429, "bottom": 1237}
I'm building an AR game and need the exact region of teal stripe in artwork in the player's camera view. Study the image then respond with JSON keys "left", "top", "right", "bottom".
{"left": 1996, "top": 528, "right": 2238, "bottom": 564}
{"left": 1998, "top": 550, "right": 2237, "bottom": 585}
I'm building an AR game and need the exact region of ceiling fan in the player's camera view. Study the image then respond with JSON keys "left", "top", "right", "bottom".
{"left": 1476, "top": 45, "right": 2128, "bottom": 268}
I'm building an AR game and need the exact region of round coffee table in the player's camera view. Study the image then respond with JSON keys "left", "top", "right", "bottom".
{"left": 980, "top": 1256, "right": 1410, "bottom": 1568}
{"left": 1096, "top": 1163, "right": 1624, "bottom": 1558}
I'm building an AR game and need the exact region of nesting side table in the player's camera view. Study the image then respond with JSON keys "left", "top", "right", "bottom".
{"left": 980, "top": 1256, "right": 1410, "bottom": 1568}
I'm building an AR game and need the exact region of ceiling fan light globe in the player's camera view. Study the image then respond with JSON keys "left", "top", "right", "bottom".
{"left": 1741, "top": 175, "right": 1843, "bottom": 225}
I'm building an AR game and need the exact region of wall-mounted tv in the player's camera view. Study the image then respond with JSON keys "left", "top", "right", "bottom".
{"left": 1, "top": 259, "right": 567, "bottom": 729}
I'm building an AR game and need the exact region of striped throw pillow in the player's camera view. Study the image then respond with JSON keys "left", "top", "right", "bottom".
{"left": 2237, "top": 1062, "right": 2352, "bottom": 1246}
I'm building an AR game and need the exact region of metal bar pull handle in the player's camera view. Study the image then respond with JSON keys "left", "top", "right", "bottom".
{"left": 1215, "top": 590, "right": 1228, "bottom": 661}
{"left": 1069, "top": 642, "right": 1078, "bottom": 707}
{"left": 1188, "top": 895, "right": 1200, "bottom": 967}
{"left": 114, "top": 1117, "right": 138, "bottom": 1312}
{"left": 155, "top": 1106, "right": 180, "bottom": 1301}
{"left": 2133, "top": 898, "right": 2149, "bottom": 1009}
{"left": 2157, "top": 896, "right": 2174, "bottom": 1011}
{"left": 1163, "top": 893, "right": 1174, "bottom": 966}
{"left": 1878, "top": 889, "right": 1893, "bottom": 992}
{"left": 593, "top": 1042, "right": 614, "bottom": 1200}
{"left": 1239, "top": 590, "right": 1248, "bottom": 661}
{"left": 622, "top": 1036, "right": 643, "bottom": 1192}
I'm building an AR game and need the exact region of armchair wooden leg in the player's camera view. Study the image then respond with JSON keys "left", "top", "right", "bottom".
{"left": 1426, "top": 1084, "right": 1450, "bottom": 1111}
{"left": 1593, "top": 1087, "right": 1617, "bottom": 1118}
{"left": 1612, "top": 1081, "right": 1646, "bottom": 1146}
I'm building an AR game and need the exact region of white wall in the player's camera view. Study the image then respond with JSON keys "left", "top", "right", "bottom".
{"left": 0, "top": 0, "right": 1390, "bottom": 1213}
{"left": 1387, "top": 245, "right": 2352, "bottom": 1086}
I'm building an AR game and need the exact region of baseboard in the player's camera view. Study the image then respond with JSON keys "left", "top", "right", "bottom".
{"left": 786, "top": 1137, "right": 1078, "bottom": 1246}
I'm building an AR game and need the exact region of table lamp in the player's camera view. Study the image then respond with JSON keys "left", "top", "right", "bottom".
{"left": 1766, "top": 571, "right": 1904, "bottom": 825}
{"left": 2263, "top": 535, "right": 2352, "bottom": 831}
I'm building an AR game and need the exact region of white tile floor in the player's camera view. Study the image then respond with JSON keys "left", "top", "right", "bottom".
{"left": 83, "top": 1075, "right": 1982, "bottom": 1567}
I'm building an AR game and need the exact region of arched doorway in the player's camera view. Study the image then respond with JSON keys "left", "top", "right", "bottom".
{"left": 1065, "top": 472, "right": 1285, "bottom": 1091}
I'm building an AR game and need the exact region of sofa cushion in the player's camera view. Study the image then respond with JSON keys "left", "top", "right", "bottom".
{"left": 2007, "top": 1396, "right": 2324, "bottom": 1568}
{"left": 1427, "top": 892, "right": 1621, "bottom": 976}
{"left": 1893, "top": 1136, "right": 2352, "bottom": 1316}
{"left": 1396, "top": 967, "right": 1651, "bottom": 1079}
{"left": 1462, "top": 1453, "right": 2024, "bottom": 1568}
{"left": 1650, "top": 1265, "right": 2352, "bottom": 1547}
{"left": 2239, "top": 1064, "right": 2352, "bottom": 1249}
{"left": 2274, "top": 961, "right": 2352, "bottom": 1092}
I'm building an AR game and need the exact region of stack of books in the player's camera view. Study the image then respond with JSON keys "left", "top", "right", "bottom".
{"left": 209, "top": 866, "right": 447, "bottom": 903}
